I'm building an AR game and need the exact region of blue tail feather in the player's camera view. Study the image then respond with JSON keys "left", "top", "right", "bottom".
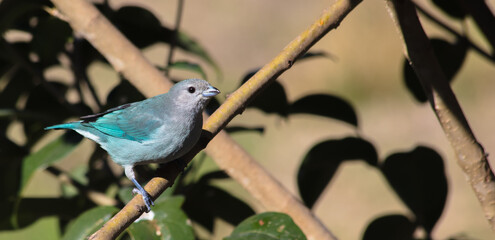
{"left": 44, "top": 122, "right": 79, "bottom": 130}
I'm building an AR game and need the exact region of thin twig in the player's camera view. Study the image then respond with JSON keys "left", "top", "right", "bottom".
{"left": 164, "top": 0, "right": 185, "bottom": 77}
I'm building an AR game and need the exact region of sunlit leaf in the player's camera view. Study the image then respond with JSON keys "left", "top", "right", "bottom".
{"left": 298, "top": 137, "right": 377, "bottom": 208}
{"left": 62, "top": 206, "right": 119, "bottom": 240}
{"left": 225, "top": 212, "right": 306, "bottom": 240}
{"left": 381, "top": 146, "right": 448, "bottom": 236}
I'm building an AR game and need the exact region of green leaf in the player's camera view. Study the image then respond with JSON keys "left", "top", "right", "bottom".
{"left": 0, "top": 216, "right": 60, "bottom": 240}
{"left": 62, "top": 206, "right": 119, "bottom": 240}
{"left": 153, "top": 196, "right": 194, "bottom": 240}
{"left": 165, "top": 61, "right": 207, "bottom": 80}
{"left": 381, "top": 146, "right": 448, "bottom": 236}
{"left": 297, "top": 137, "right": 377, "bottom": 208}
{"left": 289, "top": 94, "right": 358, "bottom": 126}
{"left": 362, "top": 214, "right": 416, "bottom": 240}
{"left": 225, "top": 212, "right": 306, "bottom": 240}
{"left": 127, "top": 221, "right": 160, "bottom": 240}
{"left": 20, "top": 131, "right": 82, "bottom": 194}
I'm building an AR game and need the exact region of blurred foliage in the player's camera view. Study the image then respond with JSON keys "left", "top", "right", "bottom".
{"left": 0, "top": 0, "right": 493, "bottom": 239}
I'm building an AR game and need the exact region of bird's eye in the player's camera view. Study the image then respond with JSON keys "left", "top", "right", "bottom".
{"left": 188, "top": 87, "right": 195, "bottom": 93}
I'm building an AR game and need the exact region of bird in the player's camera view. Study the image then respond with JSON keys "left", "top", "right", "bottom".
{"left": 45, "top": 79, "right": 220, "bottom": 212}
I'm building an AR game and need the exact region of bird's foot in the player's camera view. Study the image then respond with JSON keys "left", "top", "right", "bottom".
{"left": 130, "top": 178, "right": 155, "bottom": 212}
{"left": 133, "top": 187, "right": 154, "bottom": 212}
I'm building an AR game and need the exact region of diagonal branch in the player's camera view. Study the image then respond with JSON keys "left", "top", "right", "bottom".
{"left": 385, "top": 0, "right": 495, "bottom": 231}
{"left": 50, "top": 0, "right": 362, "bottom": 239}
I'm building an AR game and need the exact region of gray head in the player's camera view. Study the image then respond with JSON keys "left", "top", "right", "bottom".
{"left": 169, "top": 79, "right": 220, "bottom": 112}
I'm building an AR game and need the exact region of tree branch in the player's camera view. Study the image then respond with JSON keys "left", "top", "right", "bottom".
{"left": 385, "top": 0, "right": 495, "bottom": 230}
{"left": 50, "top": 0, "right": 363, "bottom": 239}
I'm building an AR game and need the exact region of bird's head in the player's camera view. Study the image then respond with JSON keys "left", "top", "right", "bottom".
{"left": 170, "top": 78, "right": 220, "bottom": 112}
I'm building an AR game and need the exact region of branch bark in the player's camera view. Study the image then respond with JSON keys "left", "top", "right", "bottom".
{"left": 385, "top": 0, "right": 495, "bottom": 230}
{"left": 50, "top": 0, "right": 362, "bottom": 239}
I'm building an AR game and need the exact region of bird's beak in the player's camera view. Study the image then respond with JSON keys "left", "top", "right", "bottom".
{"left": 202, "top": 85, "right": 220, "bottom": 97}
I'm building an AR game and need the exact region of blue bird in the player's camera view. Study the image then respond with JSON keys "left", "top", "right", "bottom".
{"left": 45, "top": 79, "right": 220, "bottom": 212}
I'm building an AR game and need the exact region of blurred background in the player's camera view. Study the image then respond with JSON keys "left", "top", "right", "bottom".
{"left": 1, "top": 0, "right": 495, "bottom": 239}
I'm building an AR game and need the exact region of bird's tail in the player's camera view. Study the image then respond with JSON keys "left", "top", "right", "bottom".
{"left": 44, "top": 122, "right": 79, "bottom": 130}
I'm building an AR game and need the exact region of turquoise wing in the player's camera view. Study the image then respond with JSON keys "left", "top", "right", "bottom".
{"left": 81, "top": 103, "right": 162, "bottom": 142}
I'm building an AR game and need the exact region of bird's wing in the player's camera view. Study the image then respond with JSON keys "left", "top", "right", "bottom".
{"left": 81, "top": 103, "right": 163, "bottom": 143}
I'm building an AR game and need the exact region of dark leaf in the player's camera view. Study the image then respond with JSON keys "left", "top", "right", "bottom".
{"left": 225, "top": 212, "right": 306, "bottom": 240}
{"left": 111, "top": 6, "right": 221, "bottom": 76}
{"left": 165, "top": 61, "right": 207, "bottom": 80}
{"left": 362, "top": 214, "right": 416, "bottom": 240}
{"left": 176, "top": 31, "right": 221, "bottom": 78}
{"left": 0, "top": 136, "right": 27, "bottom": 229}
{"left": 381, "top": 146, "right": 448, "bottom": 236}
{"left": 62, "top": 206, "right": 119, "bottom": 240}
{"left": 182, "top": 184, "right": 255, "bottom": 232}
{"left": 289, "top": 94, "right": 358, "bottom": 126}
{"left": 0, "top": 0, "right": 50, "bottom": 33}
{"left": 206, "top": 96, "right": 221, "bottom": 115}
{"left": 0, "top": 68, "right": 35, "bottom": 129}
{"left": 31, "top": 16, "right": 72, "bottom": 65}
{"left": 226, "top": 126, "right": 265, "bottom": 134}
{"left": 106, "top": 79, "right": 145, "bottom": 108}
{"left": 240, "top": 70, "right": 289, "bottom": 116}
{"left": 297, "top": 51, "right": 336, "bottom": 62}
{"left": 23, "top": 82, "right": 72, "bottom": 145}
{"left": 298, "top": 137, "right": 377, "bottom": 208}
{"left": 431, "top": 0, "right": 467, "bottom": 19}
{"left": 404, "top": 38, "right": 467, "bottom": 103}
{"left": 198, "top": 170, "right": 230, "bottom": 182}
{"left": 14, "top": 197, "right": 93, "bottom": 228}
{"left": 112, "top": 6, "right": 165, "bottom": 49}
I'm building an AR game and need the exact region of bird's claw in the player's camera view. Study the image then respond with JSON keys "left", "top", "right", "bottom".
{"left": 133, "top": 187, "right": 154, "bottom": 212}
{"left": 141, "top": 191, "right": 154, "bottom": 213}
